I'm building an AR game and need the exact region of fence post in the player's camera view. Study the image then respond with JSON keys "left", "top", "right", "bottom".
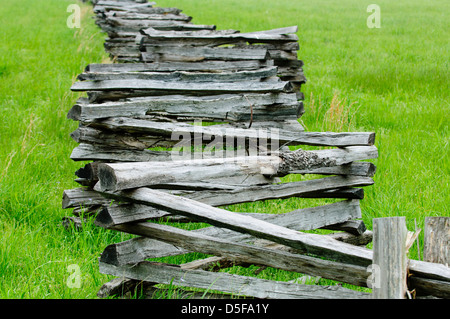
{"left": 424, "top": 217, "right": 449, "bottom": 266}
{"left": 372, "top": 217, "right": 408, "bottom": 299}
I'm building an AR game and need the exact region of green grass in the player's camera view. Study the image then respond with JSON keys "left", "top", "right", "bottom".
{"left": 0, "top": 0, "right": 448, "bottom": 298}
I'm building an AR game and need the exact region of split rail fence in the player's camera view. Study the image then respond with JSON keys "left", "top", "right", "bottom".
{"left": 64, "top": 0, "right": 449, "bottom": 299}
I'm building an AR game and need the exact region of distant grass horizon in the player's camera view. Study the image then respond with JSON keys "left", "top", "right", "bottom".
{"left": 0, "top": 0, "right": 448, "bottom": 298}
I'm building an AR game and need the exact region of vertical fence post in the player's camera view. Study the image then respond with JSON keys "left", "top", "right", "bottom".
{"left": 372, "top": 217, "right": 408, "bottom": 299}
{"left": 424, "top": 217, "right": 450, "bottom": 266}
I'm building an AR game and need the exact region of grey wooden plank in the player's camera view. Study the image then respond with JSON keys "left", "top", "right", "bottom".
{"left": 96, "top": 155, "right": 282, "bottom": 191}
{"left": 70, "top": 143, "right": 256, "bottom": 162}
{"left": 142, "top": 40, "right": 300, "bottom": 52}
{"left": 96, "top": 187, "right": 374, "bottom": 266}
{"left": 70, "top": 143, "right": 173, "bottom": 162}
{"left": 99, "top": 201, "right": 365, "bottom": 266}
{"left": 70, "top": 126, "right": 175, "bottom": 150}
{"left": 70, "top": 145, "right": 376, "bottom": 177}
{"left": 77, "top": 67, "right": 278, "bottom": 82}
{"left": 95, "top": 1, "right": 154, "bottom": 8}
{"left": 88, "top": 117, "right": 376, "bottom": 147}
{"left": 141, "top": 46, "right": 270, "bottom": 62}
{"left": 102, "top": 22, "right": 217, "bottom": 33}
{"left": 85, "top": 60, "right": 272, "bottom": 73}
{"left": 107, "top": 15, "right": 193, "bottom": 24}
{"left": 408, "top": 276, "right": 450, "bottom": 299}
{"left": 74, "top": 162, "right": 277, "bottom": 189}
{"left": 108, "top": 220, "right": 370, "bottom": 288}
{"left": 99, "top": 261, "right": 370, "bottom": 299}
{"left": 99, "top": 221, "right": 450, "bottom": 291}
{"left": 94, "top": 2, "right": 156, "bottom": 11}
{"left": 96, "top": 198, "right": 361, "bottom": 230}
{"left": 104, "top": 46, "right": 140, "bottom": 57}
{"left": 177, "top": 176, "right": 374, "bottom": 206}
{"left": 105, "top": 11, "right": 188, "bottom": 20}
{"left": 243, "top": 26, "right": 299, "bottom": 35}
{"left": 408, "top": 259, "right": 450, "bottom": 283}
{"left": 62, "top": 188, "right": 111, "bottom": 209}
{"left": 100, "top": 7, "right": 182, "bottom": 15}
{"left": 241, "top": 119, "right": 305, "bottom": 131}
{"left": 141, "top": 27, "right": 299, "bottom": 42}
{"left": 424, "top": 217, "right": 449, "bottom": 266}
{"left": 233, "top": 41, "right": 300, "bottom": 51}
{"left": 66, "top": 186, "right": 365, "bottom": 210}
{"left": 323, "top": 220, "right": 367, "bottom": 236}
{"left": 291, "top": 162, "right": 376, "bottom": 177}
{"left": 95, "top": 150, "right": 376, "bottom": 191}
{"left": 372, "top": 217, "right": 408, "bottom": 299}
{"left": 67, "top": 92, "right": 301, "bottom": 122}
{"left": 70, "top": 78, "right": 293, "bottom": 94}
{"left": 104, "top": 18, "right": 194, "bottom": 27}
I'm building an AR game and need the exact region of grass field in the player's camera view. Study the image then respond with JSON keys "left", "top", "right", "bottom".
{"left": 0, "top": 0, "right": 448, "bottom": 298}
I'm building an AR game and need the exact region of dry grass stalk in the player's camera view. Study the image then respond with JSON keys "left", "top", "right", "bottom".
{"left": 305, "top": 91, "right": 360, "bottom": 132}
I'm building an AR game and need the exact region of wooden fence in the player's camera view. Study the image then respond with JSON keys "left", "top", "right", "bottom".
{"left": 64, "top": 0, "right": 450, "bottom": 299}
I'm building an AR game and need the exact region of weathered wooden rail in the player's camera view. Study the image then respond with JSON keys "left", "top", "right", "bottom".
{"left": 65, "top": 0, "right": 449, "bottom": 299}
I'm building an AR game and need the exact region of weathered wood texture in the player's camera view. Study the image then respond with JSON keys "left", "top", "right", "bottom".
{"left": 408, "top": 276, "right": 450, "bottom": 299}
{"left": 71, "top": 78, "right": 293, "bottom": 94}
{"left": 96, "top": 276, "right": 235, "bottom": 299}
{"left": 99, "top": 217, "right": 371, "bottom": 270}
{"left": 140, "top": 27, "right": 298, "bottom": 44}
{"left": 99, "top": 261, "right": 370, "bottom": 299}
{"left": 96, "top": 187, "right": 374, "bottom": 266}
{"left": 68, "top": 144, "right": 374, "bottom": 167}
{"left": 76, "top": 67, "right": 278, "bottom": 82}
{"left": 63, "top": 183, "right": 367, "bottom": 218}
{"left": 62, "top": 188, "right": 110, "bottom": 209}
{"left": 68, "top": 93, "right": 303, "bottom": 123}
{"left": 85, "top": 60, "right": 274, "bottom": 73}
{"left": 94, "top": 149, "right": 377, "bottom": 191}
{"left": 423, "top": 217, "right": 449, "bottom": 266}
{"left": 372, "top": 217, "right": 408, "bottom": 299}
{"left": 63, "top": 183, "right": 366, "bottom": 220}
{"left": 71, "top": 114, "right": 374, "bottom": 153}
{"left": 76, "top": 119, "right": 374, "bottom": 148}
{"left": 96, "top": 199, "right": 362, "bottom": 231}
{"left": 105, "top": 221, "right": 371, "bottom": 288}
{"left": 102, "top": 176, "right": 373, "bottom": 207}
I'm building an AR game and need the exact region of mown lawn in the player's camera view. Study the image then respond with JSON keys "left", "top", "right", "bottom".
{"left": 0, "top": 0, "right": 448, "bottom": 298}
